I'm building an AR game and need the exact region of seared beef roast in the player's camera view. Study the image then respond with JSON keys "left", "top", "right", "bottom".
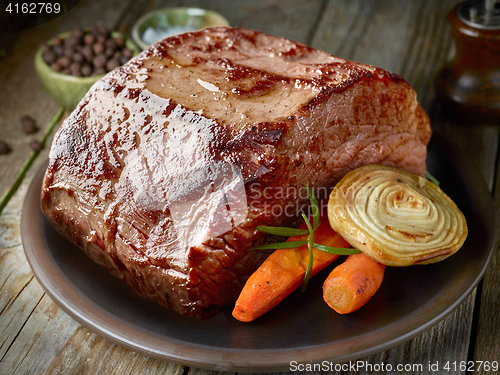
{"left": 41, "top": 27, "right": 431, "bottom": 318}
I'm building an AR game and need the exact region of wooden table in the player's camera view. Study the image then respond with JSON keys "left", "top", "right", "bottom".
{"left": 1, "top": 0, "right": 498, "bottom": 374}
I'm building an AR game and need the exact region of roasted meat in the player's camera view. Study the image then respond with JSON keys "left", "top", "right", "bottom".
{"left": 41, "top": 26, "right": 431, "bottom": 318}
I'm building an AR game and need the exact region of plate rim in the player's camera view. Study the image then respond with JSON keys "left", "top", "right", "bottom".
{"left": 21, "top": 134, "right": 496, "bottom": 372}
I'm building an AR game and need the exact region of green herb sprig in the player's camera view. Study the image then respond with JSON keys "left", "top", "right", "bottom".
{"left": 252, "top": 185, "right": 360, "bottom": 291}
{"left": 425, "top": 170, "right": 440, "bottom": 186}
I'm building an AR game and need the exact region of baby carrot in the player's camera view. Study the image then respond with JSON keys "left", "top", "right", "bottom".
{"left": 322, "top": 253, "right": 385, "bottom": 314}
{"left": 232, "top": 219, "right": 351, "bottom": 322}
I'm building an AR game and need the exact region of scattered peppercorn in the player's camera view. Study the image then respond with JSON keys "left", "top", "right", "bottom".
{"left": 20, "top": 115, "right": 38, "bottom": 134}
{"left": 29, "top": 140, "right": 43, "bottom": 152}
{"left": 0, "top": 140, "right": 9, "bottom": 154}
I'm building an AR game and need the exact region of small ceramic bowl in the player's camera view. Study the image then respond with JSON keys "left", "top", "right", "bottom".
{"left": 35, "top": 31, "right": 139, "bottom": 110}
{"left": 132, "top": 7, "right": 229, "bottom": 50}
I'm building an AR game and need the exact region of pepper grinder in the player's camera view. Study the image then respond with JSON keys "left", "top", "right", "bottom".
{"left": 435, "top": 0, "right": 500, "bottom": 124}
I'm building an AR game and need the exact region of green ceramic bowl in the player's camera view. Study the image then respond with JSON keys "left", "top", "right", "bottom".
{"left": 35, "top": 31, "right": 139, "bottom": 110}
{"left": 132, "top": 7, "right": 229, "bottom": 50}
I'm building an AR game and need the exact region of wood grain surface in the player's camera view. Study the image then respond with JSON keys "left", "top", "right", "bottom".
{"left": 1, "top": 0, "right": 499, "bottom": 374}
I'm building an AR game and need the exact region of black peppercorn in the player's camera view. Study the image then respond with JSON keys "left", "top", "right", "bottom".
{"left": 104, "top": 47, "right": 115, "bottom": 57}
{"left": 72, "top": 28, "right": 84, "bottom": 40}
{"left": 51, "top": 44, "right": 64, "bottom": 57}
{"left": 43, "top": 50, "right": 56, "bottom": 64}
{"left": 64, "top": 36, "right": 79, "bottom": 48}
{"left": 96, "top": 34, "right": 106, "bottom": 44}
{"left": 106, "top": 58, "right": 120, "bottom": 71}
{"left": 81, "top": 64, "right": 92, "bottom": 77}
{"left": 97, "top": 26, "right": 109, "bottom": 37}
{"left": 83, "top": 33, "right": 95, "bottom": 45}
{"left": 29, "top": 140, "right": 43, "bottom": 152}
{"left": 20, "top": 115, "right": 37, "bottom": 134}
{"left": 57, "top": 56, "right": 71, "bottom": 68}
{"left": 0, "top": 140, "right": 10, "bottom": 154}
{"left": 114, "top": 36, "right": 125, "bottom": 48}
{"left": 105, "top": 38, "right": 116, "bottom": 50}
{"left": 50, "top": 62, "right": 62, "bottom": 71}
{"left": 92, "top": 54, "right": 107, "bottom": 68}
{"left": 92, "top": 42, "right": 105, "bottom": 55}
{"left": 69, "top": 62, "right": 81, "bottom": 76}
{"left": 80, "top": 45, "right": 94, "bottom": 62}
{"left": 122, "top": 48, "right": 133, "bottom": 58}
{"left": 93, "top": 67, "right": 106, "bottom": 75}
{"left": 72, "top": 52, "right": 84, "bottom": 63}
{"left": 120, "top": 56, "right": 130, "bottom": 65}
{"left": 88, "top": 25, "right": 98, "bottom": 35}
{"left": 112, "top": 51, "right": 122, "bottom": 61}
{"left": 44, "top": 26, "right": 133, "bottom": 77}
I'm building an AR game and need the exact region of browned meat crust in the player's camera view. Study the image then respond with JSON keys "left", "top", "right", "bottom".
{"left": 41, "top": 27, "right": 431, "bottom": 318}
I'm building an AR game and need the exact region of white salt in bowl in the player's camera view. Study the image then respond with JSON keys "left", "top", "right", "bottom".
{"left": 131, "top": 7, "right": 230, "bottom": 50}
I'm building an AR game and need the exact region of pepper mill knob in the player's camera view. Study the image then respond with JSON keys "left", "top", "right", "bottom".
{"left": 435, "top": 0, "right": 500, "bottom": 123}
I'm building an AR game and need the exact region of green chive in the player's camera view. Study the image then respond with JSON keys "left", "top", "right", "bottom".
{"left": 313, "top": 243, "right": 361, "bottom": 255}
{"left": 304, "top": 184, "right": 320, "bottom": 230}
{"left": 250, "top": 240, "right": 308, "bottom": 250}
{"left": 256, "top": 226, "right": 309, "bottom": 237}
{"left": 301, "top": 213, "right": 314, "bottom": 293}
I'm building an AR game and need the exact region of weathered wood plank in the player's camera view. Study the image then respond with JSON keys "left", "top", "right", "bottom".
{"left": 6, "top": 295, "right": 79, "bottom": 375}
{"left": 44, "top": 326, "right": 184, "bottom": 375}
{"left": 472, "top": 147, "right": 500, "bottom": 374}
{"left": 312, "top": 0, "right": 422, "bottom": 72}
{"left": 0, "top": 275, "right": 45, "bottom": 368}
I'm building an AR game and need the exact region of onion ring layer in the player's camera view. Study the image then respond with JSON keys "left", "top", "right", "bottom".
{"left": 327, "top": 165, "right": 468, "bottom": 266}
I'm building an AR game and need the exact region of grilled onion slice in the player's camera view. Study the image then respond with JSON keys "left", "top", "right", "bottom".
{"left": 327, "top": 165, "right": 468, "bottom": 266}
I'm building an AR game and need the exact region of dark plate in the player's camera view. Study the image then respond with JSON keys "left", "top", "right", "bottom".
{"left": 21, "top": 134, "right": 495, "bottom": 372}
